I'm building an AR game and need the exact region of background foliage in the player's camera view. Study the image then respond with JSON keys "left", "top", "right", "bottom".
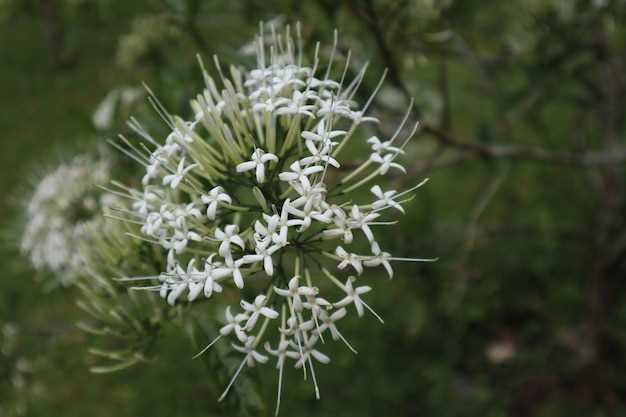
{"left": 2, "top": 0, "right": 626, "bottom": 416}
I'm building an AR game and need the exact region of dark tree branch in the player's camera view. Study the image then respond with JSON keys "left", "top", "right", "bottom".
{"left": 422, "top": 123, "right": 626, "bottom": 166}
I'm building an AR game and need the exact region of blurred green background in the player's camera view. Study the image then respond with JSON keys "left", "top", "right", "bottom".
{"left": 2, "top": 0, "right": 626, "bottom": 416}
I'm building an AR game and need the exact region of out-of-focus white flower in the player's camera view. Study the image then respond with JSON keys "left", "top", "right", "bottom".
{"left": 163, "top": 158, "right": 197, "bottom": 189}
{"left": 367, "top": 136, "right": 404, "bottom": 155}
{"left": 21, "top": 154, "right": 116, "bottom": 286}
{"left": 370, "top": 153, "right": 406, "bottom": 175}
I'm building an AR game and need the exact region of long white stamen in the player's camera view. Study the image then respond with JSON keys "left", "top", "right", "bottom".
{"left": 337, "top": 331, "right": 358, "bottom": 354}
{"left": 192, "top": 334, "right": 223, "bottom": 359}
{"left": 389, "top": 256, "right": 439, "bottom": 262}
{"left": 362, "top": 301, "right": 385, "bottom": 324}
{"left": 275, "top": 363, "right": 284, "bottom": 416}
{"left": 218, "top": 355, "right": 248, "bottom": 402}
{"left": 307, "top": 355, "right": 321, "bottom": 400}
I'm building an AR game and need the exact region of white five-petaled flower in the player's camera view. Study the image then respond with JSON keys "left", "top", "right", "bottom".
{"left": 322, "top": 206, "right": 354, "bottom": 243}
{"left": 301, "top": 120, "right": 346, "bottom": 146}
{"left": 370, "top": 153, "right": 406, "bottom": 175}
{"left": 363, "top": 244, "right": 394, "bottom": 279}
{"left": 242, "top": 238, "right": 282, "bottom": 276}
{"left": 201, "top": 186, "right": 232, "bottom": 220}
{"left": 236, "top": 148, "right": 279, "bottom": 183}
{"left": 335, "top": 246, "right": 364, "bottom": 275}
{"left": 274, "top": 276, "right": 317, "bottom": 312}
{"left": 300, "top": 141, "right": 340, "bottom": 168}
{"left": 278, "top": 160, "right": 324, "bottom": 190}
{"left": 316, "top": 308, "right": 347, "bottom": 337}
{"left": 302, "top": 294, "right": 331, "bottom": 316}
{"left": 132, "top": 187, "right": 161, "bottom": 215}
{"left": 219, "top": 307, "right": 249, "bottom": 342}
{"left": 290, "top": 335, "right": 330, "bottom": 369}
{"left": 163, "top": 157, "right": 198, "bottom": 189}
{"left": 240, "top": 295, "right": 279, "bottom": 330}
{"left": 350, "top": 110, "right": 379, "bottom": 125}
{"left": 203, "top": 255, "right": 225, "bottom": 297}
{"left": 163, "top": 260, "right": 199, "bottom": 305}
{"left": 274, "top": 90, "right": 316, "bottom": 118}
{"left": 212, "top": 257, "right": 246, "bottom": 289}
{"left": 215, "top": 225, "right": 245, "bottom": 261}
{"left": 367, "top": 136, "right": 404, "bottom": 155}
{"left": 334, "top": 277, "right": 376, "bottom": 319}
{"left": 163, "top": 228, "right": 202, "bottom": 254}
{"left": 349, "top": 205, "right": 380, "bottom": 243}
{"left": 265, "top": 340, "right": 298, "bottom": 369}
{"left": 232, "top": 336, "right": 269, "bottom": 367}
{"left": 316, "top": 97, "right": 353, "bottom": 119}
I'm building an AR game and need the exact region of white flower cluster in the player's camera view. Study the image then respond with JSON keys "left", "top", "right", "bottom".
{"left": 21, "top": 155, "right": 114, "bottom": 286}
{"left": 113, "top": 23, "right": 432, "bottom": 412}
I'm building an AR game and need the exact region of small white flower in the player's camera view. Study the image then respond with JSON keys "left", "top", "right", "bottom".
{"left": 142, "top": 212, "right": 164, "bottom": 236}
{"left": 369, "top": 153, "right": 406, "bottom": 175}
{"left": 290, "top": 335, "right": 330, "bottom": 368}
{"left": 321, "top": 206, "right": 353, "bottom": 243}
{"left": 236, "top": 148, "right": 279, "bottom": 183}
{"left": 132, "top": 187, "right": 161, "bottom": 215}
{"left": 274, "top": 91, "right": 316, "bottom": 118}
{"left": 349, "top": 205, "right": 380, "bottom": 243}
{"left": 316, "top": 97, "right": 352, "bottom": 119}
{"left": 252, "top": 96, "right": 287, "bottom": 113}
{"left": 291, "top": 182, "right": 327, "bottom": 211}
{"left": 308, "top": 77, "right": 340, "bottom": 90}
{"left": 334, "top": 277, "right": 376, "bottom": 319}
{"left": 163, "top": 228, "right": 202, "bottom": 254}
{"left": 232, "top": 336, "right": 269, "bottom": 367}
{"left": 265, "top": 340, "right": 298, "bottom": 369}
{"left": 367, "top": 136, "right": 404, "bottom": 155}
{"left": 219, "top": 307, "right": 249, "bottom": 342}
{"left": 255, "top": 199, "right": 292, "bottom": 245}
{"left": 240, "top": 295, "right": 279, "bottom": 330}
{"left": 186, "top": 261, "right": 206, "bottom": 302}
{"left": 201, "top": 186, "right": 232, "bottom": 220}
{"left": 350, "top": 110, "right": 379, "bottom": 124}
{"left": 202, "top": 255, "right": 225, "bottom": 297}
{"left": 363, "top": 244, "right": 394, "bottom": 279}
{"left": 285, "top": 204, "right": 332, "bottom": 232}
{"left": 278, "top": 160, "right": 324, "bottom": 190}
{"left": 211, "top": 257, "right": 246, "bottom": 288}
{"left": 215, "top": 225, "right": 245, "bottom": 261}
{"left": 242, "top": 238, "right": 282, "bottom": 276}
{"left": 300, "top": 141, "right": 340, "bottom": 168}
{"left": 301, "top": 119, "right": 345, "bottom": 146}
{"left": 274, "top": 276, "right": 317, "bottom": 312}
{"left": 335, "top": 246, "right": 363, "bottom": 275}
{"left": 163, "top": 158, "right": 198, "bottom": 189}
{"left": 370, "top": 185, "right": 404, "bottom": 213}
{"left": 315, "top": 308, "right": 347, "bottom": 340}
{"left": 302, "top": 294, "right": 331, "bottom": 316}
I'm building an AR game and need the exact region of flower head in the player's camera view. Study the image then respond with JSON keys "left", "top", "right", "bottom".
{"left": 21, "top": 154, "right": 116, "bottom": 286}
{"left": 108, "top": 22, "right": 432, "bottom": 411}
